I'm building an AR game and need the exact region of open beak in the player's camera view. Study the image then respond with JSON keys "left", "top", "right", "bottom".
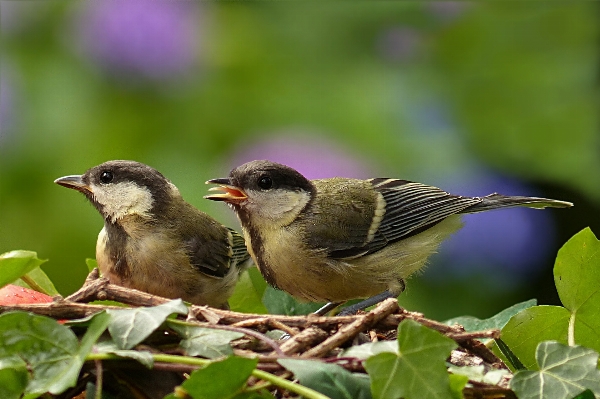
{"left": 205, "top": 178, "right": 248, "bottom": 203}
{"left": 54, "top": 175, "right": 92, "bottom": 194}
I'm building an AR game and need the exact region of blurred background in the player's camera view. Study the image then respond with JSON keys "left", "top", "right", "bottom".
{"left": 1, "top": 1, "right": 598, "bottom": 320}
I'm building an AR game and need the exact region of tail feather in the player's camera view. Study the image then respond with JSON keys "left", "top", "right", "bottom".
{"left": 462, "top": 193, "right": 573, "bottom": 214}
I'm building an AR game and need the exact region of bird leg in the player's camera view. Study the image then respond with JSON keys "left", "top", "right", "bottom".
{"left": 313, "top": 301, "right": 344, "bottom": 316}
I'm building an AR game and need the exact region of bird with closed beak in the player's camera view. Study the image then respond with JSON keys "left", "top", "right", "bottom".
{"left": 205, "top": 160, "right": 573, "bottom": 315}
{"left": 55, "top": 160, "right": 251, "bottom": 309}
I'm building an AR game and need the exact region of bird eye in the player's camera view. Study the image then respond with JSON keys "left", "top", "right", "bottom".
{"left": 257, "top": 175, "right": 272, "bottom": 190}
{"left": 100, "top": 171, "right": 113, "bottom": 184}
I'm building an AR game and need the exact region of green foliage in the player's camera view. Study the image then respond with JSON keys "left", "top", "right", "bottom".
{"left": 445, "top": 299, "right": 537, "bottom": 333}
{"left": 263, "top": 286, "right": 323, "bottom": 315}
{"left": 229, "top": 267, "right": 269, "bottom": 314}
{"left": 172, "top": 356, "right": 258, "bottom": 399}
{"left": 499, "top": 228, "right": 600, "bottom": 369}
{"left": 279, "top": 359, "right": 372, "bottom": 399}
{"left": 0, "top": 250, "right": 47, "bottom": 290}
{"left": 106, "top": 299, "right": 188, "bottom": 349}
{"left": 510, "top": 342, "right": 600, "bottom": 399}
{"left": 0, "top": 311, "right": 109, "bottom": 399}
{"left": 364, "top": 319, "right": 460, "bottom": 399}
{"left": 168, "top": 321, "right": 244, "bottom": 358}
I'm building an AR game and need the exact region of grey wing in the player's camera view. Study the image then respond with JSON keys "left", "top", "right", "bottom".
{"left": 330, "top": 179, "right": 481, "bottom": 259}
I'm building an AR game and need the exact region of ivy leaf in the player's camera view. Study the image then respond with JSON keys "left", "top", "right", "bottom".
{"left": 176, "top": 356, "right": 258, "bottom": 399}
{"left": 279, "top": 358, "right": 372, "bottom": 399}
{"left": 0, "top": 251, "right": 47, "bottom": 289}
{"left": 365, "top": 319, "right": 457, "bottom": 399}
{"left": 93, "top": 340, "right": 154, "bottom": 368}
{"left": 448, "top": 365, "right": 509, "bottom": 386}
{"left": 510, "top": 341, "right": 600, "bottom": 399}
{"left": 445, "top": 299, "right": 537, "bottom": 333}
{"left": 0, "top": 356, "right": 29, "bottom": 399}
{"left": 14, "top": 267, "right": 59, "bottom": 296}
{"left": 500, "top": 228, "right": 600, "bottom": 370}
{"left": 498, "top": 305, "right": 570, "bottom": 370}
{"left": 0, "top": 311, "right": 109, "bottom": 398}
{"left": 229, "top": 268, "right": 269, "bottom": 314}
{"left": 263, "top": 286, "right": 323, "bottom": 315}
{"left": 167, "top": 321, "right": 244, "bottom": 358}
{"left": 106, "top": 299, "right": 188, "bottom": 349}
{"left": 554, "top": 227, "right": 600, "bottom": 352}
{"left": 341, "top": 341, "right": 398, "bottom": 359}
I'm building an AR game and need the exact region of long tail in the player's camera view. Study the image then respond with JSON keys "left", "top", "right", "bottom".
{"left": 462, "top": 193, "right": 573, "bottom": 214}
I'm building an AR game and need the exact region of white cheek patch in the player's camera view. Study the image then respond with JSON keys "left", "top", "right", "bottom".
{"left": 247, "top": 189, "right": 311, "bottom": 228}
{"left": 91, "top": 181, "right": 154, "bottom": 222}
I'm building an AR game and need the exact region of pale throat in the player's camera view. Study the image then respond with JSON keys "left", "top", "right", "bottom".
{"left": 93, "top": 182, "right": 155, "bottom": 223}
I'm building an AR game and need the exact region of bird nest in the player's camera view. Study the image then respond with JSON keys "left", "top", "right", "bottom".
{"left": 0, "top": 269, "right": 515, "bottom": 399}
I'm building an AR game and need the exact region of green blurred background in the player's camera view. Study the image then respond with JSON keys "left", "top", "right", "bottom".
{"left": 1, "top": 1, "right": 598, "bottom": 319}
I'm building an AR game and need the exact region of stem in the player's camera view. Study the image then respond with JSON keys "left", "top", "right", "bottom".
{"left": 568, "top": 311, "right": 576, "bottom": 346}
{"left": 252, "top": 369, "right": 330, "bottom": 399}
{"left": 94, "top": 360, "right": 103, "bottom": 399}
{"left": 85, "top": 353, "right": 330, "bottom": 399}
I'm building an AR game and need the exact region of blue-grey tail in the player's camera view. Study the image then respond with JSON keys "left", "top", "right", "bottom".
{"left": 462, "top": 194, "right": 573, "bottom": 214}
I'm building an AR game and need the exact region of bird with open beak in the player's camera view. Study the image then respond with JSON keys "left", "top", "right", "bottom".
{"left": 206, "top": 160, "right": 573, "bottom": 315}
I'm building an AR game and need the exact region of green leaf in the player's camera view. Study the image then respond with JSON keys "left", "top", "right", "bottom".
{"left": 341, "top": 341, "right": 398, "bottom": 359}
{"left": 0, "top": 311, "right": 109, "bottom": 397}
{"left": 365, "top": 319, "right": 457, "bottom": 399}
{"left": 85, "top": 258, "right": 98, "bottom": 273}
{"left": 554, "top": 227, "right": 600, "bottom": 352}
{"left": 15, "top": 267, "right": 59, "bottom": 296}
{"left": 499, "top": 306, "right": 570, "bottom": 370}
{"left": 177, "top": 356, "right": 258, "bottom": 399}
{"left": 0, "top": 356, "right": 29, "bottom": 399}
{"left": 573, "top": 390, "right": 596, "bottom": 399}
{"left": 93, "top": 340, "right": 154, "bottom": 368}
{"left": 168, "top": 321, "right": 244, "bottom": 358}
{"left": 445, "top": 299, "right": 537, "bottom": 333}
{"left": 229, "top": 268, "right": 269, "bottom": 314}
{"left": 262, "top": 286, "right": 323, "bottom": 315}
{"left": 0, "top": 251, "right": 47, "bottom": 289}
{"left": 448, "top": 365, "right": 509, "bottom": 386}
{"left": 106, "top": 299, "right": 188, "bottom": 349}
{"left": 448, "top": 373, "right": 468, "bottom": 399}
{"left": 510, "top": 341, "right": 600, "bottom": 399}
{"left": 279, "top": 358, "right": 372, "bottom": 399}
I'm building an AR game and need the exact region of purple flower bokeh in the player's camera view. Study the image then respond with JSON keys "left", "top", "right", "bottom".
{"left": 228, "top": 133, "right": 374, "bottom": 180}
{"left": 428, "top": 170, "right": 556, "bottom": 286}
{"left": 74, "top": 0, "right": 201, "bottom": 82}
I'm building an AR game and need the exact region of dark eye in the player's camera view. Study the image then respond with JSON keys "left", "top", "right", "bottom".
{"left": 257, "top": 175, "right": 272, "bottom": 190}
{"left": 100, "top": 171, "right": 113, "bottom": 184}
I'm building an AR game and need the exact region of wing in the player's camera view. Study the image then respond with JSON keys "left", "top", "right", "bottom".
{"left": 369, "top": 178, "right": 480, "bottom": 244}
{"left": 321, "top": 178, "right": 481, "bottom": 259}
{"left": 174, "top": 204, "right": 236, "bottom": 279}
{"left": 227, "top": 227, "right": 251, "bottom": 267}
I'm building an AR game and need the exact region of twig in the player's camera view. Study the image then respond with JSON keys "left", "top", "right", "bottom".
{"left": 278, "top": 326, "right": 329, "bottom": 356}
{"left": 302, "top": 298, "right": 399, "bottom": 358}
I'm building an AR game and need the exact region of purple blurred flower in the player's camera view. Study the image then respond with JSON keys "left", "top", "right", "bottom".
{"left": 227, "top": 133, "right": 374, "bottom": 180}
{"left": 377, "top": 27, "right": 422, "bottom": 62}
{"left": 74, "top": 0, "right": 201, "bottom": 82}
{"left": 428, "top": 169, "right": 556, "bottom": 285}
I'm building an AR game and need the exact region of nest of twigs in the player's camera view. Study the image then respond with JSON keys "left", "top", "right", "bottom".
{"left": 0, "top": 269, "right": 516, "bottom": 399}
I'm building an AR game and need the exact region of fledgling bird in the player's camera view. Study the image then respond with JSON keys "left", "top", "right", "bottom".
{"left": 55, "top": 160, "right": 251, "bottom": 309}
{"left": 205, "top": 160, "right": 573, "bottom": 314}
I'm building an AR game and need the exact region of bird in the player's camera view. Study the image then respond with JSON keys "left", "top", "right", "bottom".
{"left": 205, "top": 159, "right": 573, "bottom": 314}
{"left": 55, "top": 160, "right": 251, "bottom": 309}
